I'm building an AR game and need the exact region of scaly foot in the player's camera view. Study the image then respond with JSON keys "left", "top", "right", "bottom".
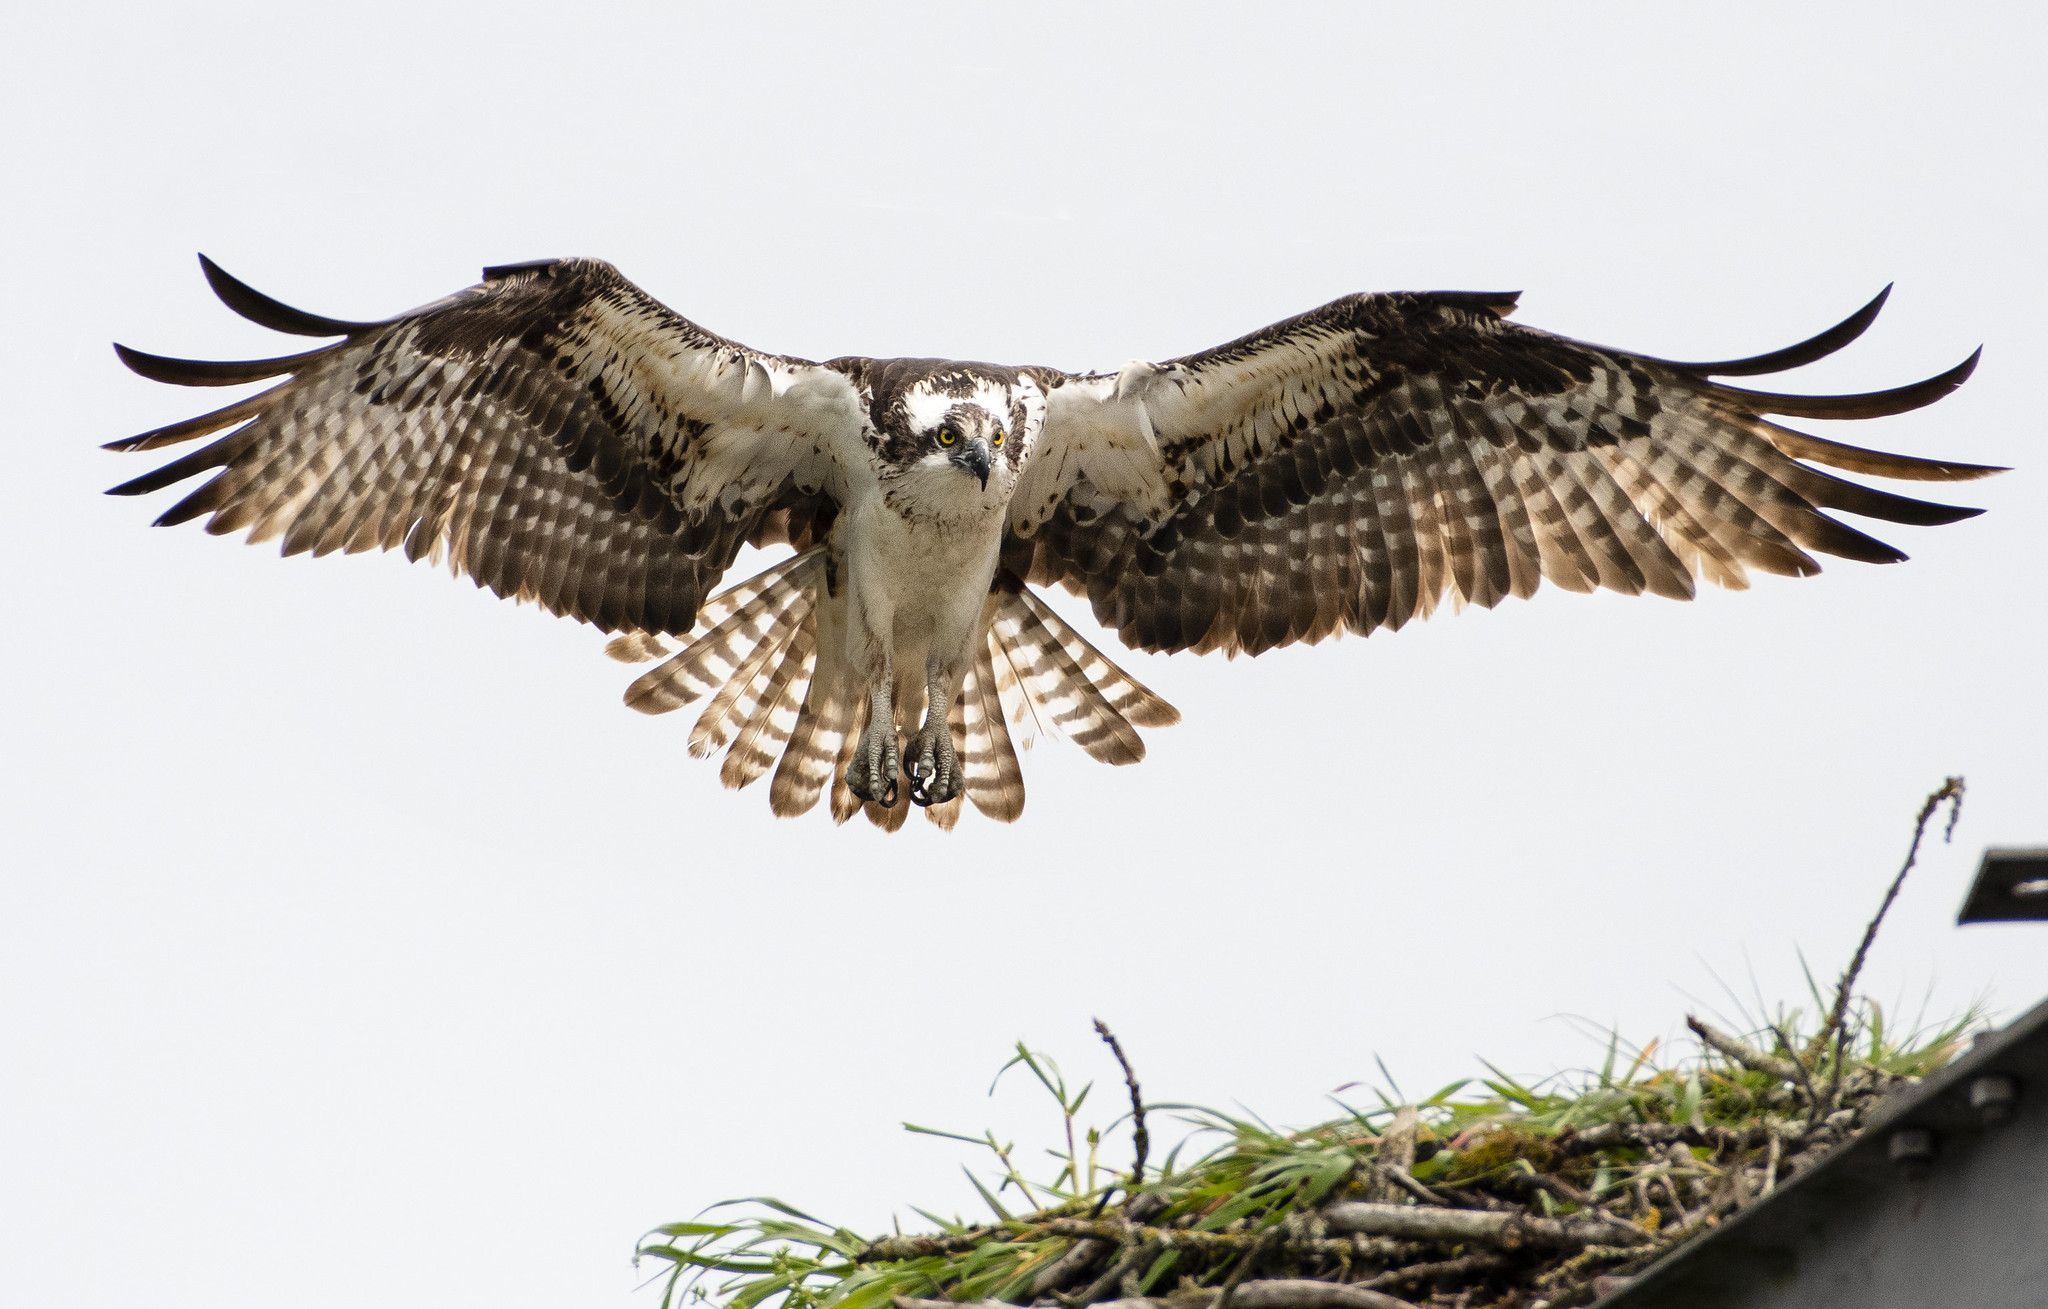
{"left": 905, "top": 719, "right": 962, "bottom": 807}
{"left": 845, "top": 724, "right": 900, "bottom": 807}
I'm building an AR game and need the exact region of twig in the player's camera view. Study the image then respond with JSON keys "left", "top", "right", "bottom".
{"left": 1358, "top": 1251, "right": 1507, "bottom": 1292}
{"left": 1033, "top": 1196, "right": 1170, "bottom": 1297}
{"left": 859, "top": 1228, "right": 1005, "bottom": 1262}
{"left": 1071, "top": 1237, "right": 1157, "bottom": 1307}
{"left": 1320, "top": 1203, "right": 1653, "bottom": 1251}
{"left": 1191, "top": 1279, "right": 1417, "bottom": 1309}
{"left": 1813, "top": 776, "right": 1965, "bottom": 1106}
{"left": 906, "top": 1281, "right": 1419, "bottom": 1309}
{"left": 1092, "top": 1019, "right": 1149, "bottom": 1216}
{"left": 1028, "top": 1219, "right": 1384, "bottom": 1262}
{"left": 1551, "top": 1122, "right": 1755, "bottom": 1156}
{"left": 1685, "top": 1016, "right": 1804, "bottom": 1085}
{"left": 1487, "top": 1173, "right": 1642, "bottom": 1244}
{"left": 1213, "top": 1226, "right": 1279, "bottom": 1309}
{"left": 1031, "top": 1236, "right": 1112, "bottom": 1298}
{"left": 1365, "top": 1163, "right": 1454, "bottom": 1209}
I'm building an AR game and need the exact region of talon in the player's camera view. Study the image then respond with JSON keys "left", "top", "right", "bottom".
{"left": 879, "top": 775, "right": 899, "bottom": 807}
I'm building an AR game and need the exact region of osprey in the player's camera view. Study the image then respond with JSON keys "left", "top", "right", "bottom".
{"left": 110, "top": 257, "right": 1997, "bottom": 829}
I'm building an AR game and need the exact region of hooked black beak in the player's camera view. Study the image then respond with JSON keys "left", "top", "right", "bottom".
{"left": 954, "top": 439, "right": 992, "bottom": 490}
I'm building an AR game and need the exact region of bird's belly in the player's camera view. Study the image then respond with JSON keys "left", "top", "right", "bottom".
{"left": 838, "top": 500, "right": 1002, "bottom": 671}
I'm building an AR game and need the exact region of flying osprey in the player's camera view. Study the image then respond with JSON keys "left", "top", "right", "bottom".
{"left": 110, "top": 257, "right": 1996, "bottom": 829}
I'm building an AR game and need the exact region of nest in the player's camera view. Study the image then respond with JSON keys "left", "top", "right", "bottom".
{"left": 640, "top": 780, "right": 1972, "bottom": 1309}
{"left": 641, "top": 1009, "right": 1966, "bottom": 1309}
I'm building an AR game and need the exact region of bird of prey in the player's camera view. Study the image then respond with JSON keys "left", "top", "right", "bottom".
{"left": 109, "top": 257, "right": 1997, "bottom": 829}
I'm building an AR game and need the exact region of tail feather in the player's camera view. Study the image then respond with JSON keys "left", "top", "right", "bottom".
{"left": 989, "top": 597, "right": 1146, "bottom": 764}
{"left": 864, "top": 786, "right": 910, "bottom": 831}
{"left": 961, "top": 633, "right": 1025, "bottom": 822}
{"left": 603, "top": 630, "right": 672, "bottom": 664}
{"left": 988, "top": 628, "right": 1048, "bottom": 751}
{"left": 721, "top": 622, "right": 816, "bottom": 789}
{"left": 624, "top": 550, "right": 820, "bottom": 713}
{"left": 1016, "top": 590, "right": 1179, "bottom": 729}
{"left": 689, "top": 598, "right": 809, "bottom": 758}
{"left": 830, "top": 714, "right": 866, "bottom": 825}
{"left": 771, "top": 676, "right": 857, "bottom": 817}
{"left": 613, "top": 552, "right": 1177, "bottom": 828}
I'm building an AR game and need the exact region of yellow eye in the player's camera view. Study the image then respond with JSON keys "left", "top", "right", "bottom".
{"left": 938, "top": 428, "right": 956, "bottom": 446}
{"left": 992, "top": 430, "right": 1005, "bottom": 447}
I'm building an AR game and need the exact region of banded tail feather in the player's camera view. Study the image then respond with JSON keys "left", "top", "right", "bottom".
{"left": 619, "top": 550, "right": 822, "bottom": 714}
{"left": 623, "top": 562, "right": 1176, "bottom": 829}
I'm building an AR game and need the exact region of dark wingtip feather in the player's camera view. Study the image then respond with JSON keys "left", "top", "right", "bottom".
{"left": 1765, "top": 421, "right": 2008, "bottom": 483}
{"left": 1668, "top": 285, "right": 1892, "bottom": 377}
{"left": 1715, "top": 346, "right": 1982, "bottom": 420}
{"left": 198, "top": 254, "right": 380, "bottom": 338}
{"left": 114, "top": 340, "right": 330, "bottom": 387}
{"left": 101, "top": 384, "right": 281, "bottom": 452}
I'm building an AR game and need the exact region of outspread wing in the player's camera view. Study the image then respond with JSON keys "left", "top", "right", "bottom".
{"left": 1008, "top": 288, "right": 2001, "bottom": 655}
{"left": 109, "top": 256, "right": 868, "bottom": 635}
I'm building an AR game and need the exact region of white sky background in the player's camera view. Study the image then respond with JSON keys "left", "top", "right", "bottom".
{"left": 4, "top": 2, "right": 2045, "bottom": 1305}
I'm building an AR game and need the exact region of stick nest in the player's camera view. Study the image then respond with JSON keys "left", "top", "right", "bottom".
{"left": 640, "top": 780, "right": 1973, "bottom": 1309}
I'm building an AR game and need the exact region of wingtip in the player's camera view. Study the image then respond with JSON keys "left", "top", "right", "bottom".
{"left": 1669, "top": 285, "right": 1896, "bottom": 377}
{"left": 1717, "top": 345, "right": 1985, "bottom": 421}
{"left": 195, "top": 253, "right": 379, "bottom": 338}
{"left": 196, "top": 251, "right": 238, "bottom": 303}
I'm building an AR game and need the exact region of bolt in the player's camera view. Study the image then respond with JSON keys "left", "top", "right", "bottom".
{"left": 1888, "top": 1126, "right": 1937, "bottom": 1179}
{"left": 1969, "top": 1074, "right": 2019, "bottom": 1125}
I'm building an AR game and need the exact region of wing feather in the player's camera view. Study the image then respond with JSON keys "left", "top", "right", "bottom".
{"left": 1015, "top": 289, "right": 1993, "bottom": 654}
{"left": 109, "top": 256, "right": 867, "bottom": 636}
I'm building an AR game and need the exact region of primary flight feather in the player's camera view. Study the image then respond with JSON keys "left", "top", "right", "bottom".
{"left": 109, "top": 257, "right": 1999, "bottom": 829}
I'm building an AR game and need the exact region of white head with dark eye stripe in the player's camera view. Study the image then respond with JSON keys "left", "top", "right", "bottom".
{"left": 874, "top": 365, "right": 1043, "bottom": 518}
{"left": 928, "top": 403, "right": 1011, "bottom": 490}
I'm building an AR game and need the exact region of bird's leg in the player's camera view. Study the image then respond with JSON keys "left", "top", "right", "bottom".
{"left": 846, "top": 677, "right": 900, "bottom": 807}
{"left": 906, "top": 654, "right": 963, "bottom": 808}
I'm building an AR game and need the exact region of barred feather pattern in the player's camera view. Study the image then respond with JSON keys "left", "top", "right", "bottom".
{"left": 719, "top": 623, "right": 815, "bottom": 790}
{"left": 624, "top": 550, "right": 822, "bottom": 715}
{"left": 622, "top": 559, "right": 1171, "bottom": 828}
{"left": 959, "top": 634, "right": 1025, "bottom": 822}
{"left": 771, "top": 671, "right": 858, "bottom": 820}
{"left": 1014, "top": 289, "right": 1996, "bottom": 657}
{"left": 691, "top": 604, "right": 808, "bottom": 760}
{"left": 109, "top": 257, "right": 863, "bottom": 638}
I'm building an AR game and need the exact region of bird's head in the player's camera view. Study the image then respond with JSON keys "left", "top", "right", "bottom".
{"left": 876, "top": 365, "right": 1042, "bottom": 515}
{"left": 928, "top": 403, "right": 1008, "bottom": 491}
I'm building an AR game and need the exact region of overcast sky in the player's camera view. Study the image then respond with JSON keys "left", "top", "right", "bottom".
{"left": 5, "top": 4, "right": 2045, "bottom": 1307}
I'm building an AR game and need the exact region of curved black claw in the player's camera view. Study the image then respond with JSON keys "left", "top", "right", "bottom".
{"left": 907, "top": 759, "right": 936, "bottom": 807}
{"left": 878, "top": 774, "right": 899, "bottom": 807}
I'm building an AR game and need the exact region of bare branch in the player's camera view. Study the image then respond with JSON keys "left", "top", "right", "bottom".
{"left": 1685, "top": 1016, "right": 1804, "bottom": 1084}
{"left": 1320, "top": 1203, "right": 1653, "bottom": 1251}
{"left": 1212, "top": 1226, "right": 1280, "bottom": 1309}
{"left": 1359, "top": 1251, "right": 1507, "bottom": 1292}
{"left": 1552, "top": 1121, "right": 1756, "bottom": 1156}
{"left": 904, "top": 1279, "right": 1421, "bottom": 1309}
{"left": 1364, "top": 1162, "right": 1453, "bottom": 1209}
{"left": 1092, "top": 1019, "right": 1149, "bottom": 1213}
{"left": 1815, "top": 777, "right": 1965, "bottom": 1104}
